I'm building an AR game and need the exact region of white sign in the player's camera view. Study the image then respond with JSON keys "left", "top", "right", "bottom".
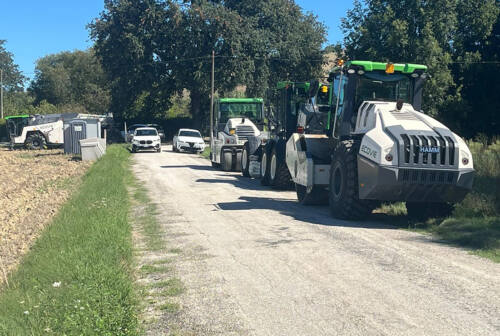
{"left": 74, "top": 125, "right": 83, "bottom": 132}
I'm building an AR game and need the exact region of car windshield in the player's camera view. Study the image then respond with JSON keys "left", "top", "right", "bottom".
{"left": 356, "top": 72, "right": 412, "bottom": 106}
{"left": 179, "top": 130, "right": 201, "bottom": 138}
{"left": 219, "top": 103, "right": 262, "bottom": 122}
{"left": 135, "top": 129, "right": 157, "bottom": 136}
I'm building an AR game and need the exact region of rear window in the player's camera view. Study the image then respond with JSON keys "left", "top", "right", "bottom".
{"left": 135, "top": 129, "right": 157, "bottom": 136}
{"left": 179, "top": 130, "right": 201, "bottom": 138}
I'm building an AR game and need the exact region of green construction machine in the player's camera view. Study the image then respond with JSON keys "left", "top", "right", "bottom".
{"left": 285, "top": 61, "right": 475, "bottom": 219}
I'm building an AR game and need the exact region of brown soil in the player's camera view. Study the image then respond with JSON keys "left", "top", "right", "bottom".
{"left": 0, "top": 148, "right": 91, "bottom": 285}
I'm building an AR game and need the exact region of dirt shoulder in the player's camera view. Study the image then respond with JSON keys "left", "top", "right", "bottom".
{"left": 0, "top": 148, "right": 90, "bottom": 284}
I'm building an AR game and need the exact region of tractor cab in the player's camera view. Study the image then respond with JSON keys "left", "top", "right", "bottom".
{"left": 5, "top": 115, "right": 30, "bottom": 140}
{"left": 328, "top": 61, "right": 428, "bottom": 137}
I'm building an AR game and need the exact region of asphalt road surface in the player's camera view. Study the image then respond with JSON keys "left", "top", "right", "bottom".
{"left": 132, "top": 145, "right": 499, "bottom": 336}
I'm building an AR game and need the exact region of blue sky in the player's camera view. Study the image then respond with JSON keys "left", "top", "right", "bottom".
{"left": 0, "top": 1, "right": 354, "bottom": 81}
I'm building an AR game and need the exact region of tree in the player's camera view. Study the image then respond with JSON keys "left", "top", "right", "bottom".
{"left": 341, "top": 0, "right": 499, "bottom": 137}
{"left": 90, "top": 0, "right": 327, "bottom": 129}
{"left": 0, "top": 40, "right": 26, "bottom": 91}
{"left": 29, "top": 50, "right": 110, "bottom": 115}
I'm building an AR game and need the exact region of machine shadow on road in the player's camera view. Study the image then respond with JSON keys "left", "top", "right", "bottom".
{"left": 216, "top": 196, "right": 403, "bottom": 230}
{"left": 161, "top": 165, "right": 217, "bottom": 172}
{"left": 196, "top": 175, "right": 274, "bottom": 192}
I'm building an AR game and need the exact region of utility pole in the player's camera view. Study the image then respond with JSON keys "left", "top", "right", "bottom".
{"left": 0, "top": 69, "right": 4, "bottom": 120}
{"left": 209, "top": 50, "right": 215, "bottom": 155}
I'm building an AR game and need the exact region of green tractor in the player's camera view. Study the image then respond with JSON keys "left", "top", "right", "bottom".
{"left": 285, "top": 61, "right": 475, "bottom": 219}
{"left": 240, "top": 81, "right": 332, "bottom": 191}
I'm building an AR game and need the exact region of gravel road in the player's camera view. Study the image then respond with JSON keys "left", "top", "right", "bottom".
{"left": 132, "top": 146, "right": 499, "bottom": 336}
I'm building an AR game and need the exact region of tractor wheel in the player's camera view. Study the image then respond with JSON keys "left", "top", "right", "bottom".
{"left": 260, "top": 148, "right": 271, "bottom": 185}
{"left": 241, "top": 143, "right": 251, "bottom": 177}
{"left": 221, "top": 151, "right": 233, "bottom": 171}
{"left": 235, "top": 152, "right": 242, "bottom": 172}
{"left": 329, "top": 140, "right": 376, "bottom": 220}
{"left": 406, "top": 202, "right": 454, "bottom": 220}
{"left": 269, "top": 146, "right": 292, "bottom": 189}
{"left": 296, "top": 184, "right": 329, "bottom": 205}
{"left": 25, "top": 133, "right": 46, "bottom": 150}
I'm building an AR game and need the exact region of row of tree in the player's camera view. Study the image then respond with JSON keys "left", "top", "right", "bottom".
{"left": 89, "top": 0, "right": 327, "bottom": 129}
{"left": 342, "top": 0, "right": 499, "bottom": 138}
{"left": 1, "top": 0, "right": 499, "bottom": 138}
{"left": 0, "top": 41, "right": 111, "bottom": 117}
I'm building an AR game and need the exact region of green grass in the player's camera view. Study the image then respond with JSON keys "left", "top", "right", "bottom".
{"left": 200, "top": 146, "right": 210, "bottom": 160}
{"left": 0, "top": 145, "right": 139, "bottom": 335}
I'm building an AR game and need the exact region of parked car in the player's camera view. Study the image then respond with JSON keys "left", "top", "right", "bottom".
{"left": 124, "top": 124, "right": 147, "bottom": 142}
{"left": 131, "top": 127, "right": 162, "bottom": 153}
{"left": 173, "top": 129, "right": 206, "bottom": 153}
{"left": 148, "top": 124, "right": 165, "bottom": 142}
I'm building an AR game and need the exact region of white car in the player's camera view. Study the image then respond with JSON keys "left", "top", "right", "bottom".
{"left": 131, "top": 127, "right": 162, "bottom": 153}
{"left": 173, "top": 129, "right": 206, "bottom": 153}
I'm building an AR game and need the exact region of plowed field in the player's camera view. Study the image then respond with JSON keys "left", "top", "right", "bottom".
{"left": 0, "top": 148, "right": 90, "bottom": 285}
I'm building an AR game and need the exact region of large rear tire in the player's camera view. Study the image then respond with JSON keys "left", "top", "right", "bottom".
{"left": 25, "top": 133, "right": 46, "bottom": 150}
{"left": 329, "top": 140, "right": 376, "bottom": 220}
{"left": 406, "top": 202, "right": 454, "bottom": 220}
{"left": 260, "top": 149, "right": 270, "bottom": 185}
{"left": 296, "top": 184, "right": 329, "bottom": 205}
{"left": 269, "top": 146, "right": 292, "bottom": 189}
{"left": 222, "top": 151, "right": 233, "bottom": 171}
{"left": 241, "top": 143, "right": 250, "bottom": 177}
{"left": 235, "top": 152, "right": 242, "bottom": 172}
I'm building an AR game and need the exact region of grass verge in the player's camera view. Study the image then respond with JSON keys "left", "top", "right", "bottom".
{"left": 200, "top": 146, "right": 211, "bottom": 160}
{"left": 0, "top": 145, "right": 139, "bottom": 335}
{"left": 129, "top": 176, "right": 185, "bottom": 332}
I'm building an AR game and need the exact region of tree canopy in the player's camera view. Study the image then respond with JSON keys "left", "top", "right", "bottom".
{"left": 0, "top": 40, "right": 26, "bottom": 92}
{"left": 29, "top": 50, "right": 110, "bottom": 115}
{"left": 342, "top": 0, "right": 499, "bottom": 137}
{"left": 89, "top": 0, "right": 326, "bottom": 128}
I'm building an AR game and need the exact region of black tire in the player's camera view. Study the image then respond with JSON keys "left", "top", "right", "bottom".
{"left": 241, "top": 143, "right": 251, "bottom": 177}
{"left": 157, "top": 146, "right": 162, "bottom": 153}
{"left": 406, "top": 202, "right": 454, "bottom": 220}
{"left": 296, "top": 184, "right": 329, "bottom": 205}
{"left": 25, "top": 133, "right": 46, "bottom": 150}
{"left": 260, "top": 148, "right": 271, "bottom": 185}
{"left": 329, "top": 140, "right": 376, "bottom": 220}
{"left": 235, "top": 152, "right": 242, "bottom": 172}
{"left": 269, "top": 146, "right": 292, "bottom": 189}
{"left": 173, "top": 143, "right": 178, "bottom": 152}
{"left": 131, "top": 145, "right": 137, "bottom": 153}
{"left": 221, "top": 150, "right": 233, "bottom": 171}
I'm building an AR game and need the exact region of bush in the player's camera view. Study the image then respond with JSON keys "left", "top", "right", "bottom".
{"left": 454, "top": 140, "right": 500, "bottom": 218}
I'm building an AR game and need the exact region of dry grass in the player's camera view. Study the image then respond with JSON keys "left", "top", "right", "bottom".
{"left": 0, "top": 148, "right": 90, "bottom": 283}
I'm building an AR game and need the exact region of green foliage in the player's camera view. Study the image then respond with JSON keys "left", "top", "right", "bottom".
{"left": 0, "top": 146, "right": 139, "bottom": 335}
{"left": 342, "top": 0, "right": 500, "bottom": 136}
{"left": 0, "top": 40, "right": 26, "bottom": 91}
{"left": 29, "top": 50, "right": 110, "bottom": 115}
{"left": 455, "top": 140, "right": 500, "bottom": 218}
{"left": 90, "top": 0, "right": 326, "bottom": 129}
{"left": 0, "top": 118, "right": 6, "bottom": 140}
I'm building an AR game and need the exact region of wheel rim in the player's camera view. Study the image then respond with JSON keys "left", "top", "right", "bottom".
{"left": 270, "top": 153, "right": 277, "bottom": 180}
{"left": 333, "top": 166, "right": 342, "bottom": 198}
{"left": 242, "top": 148, "right": 248, "bottom": 170}
{"left": 261, "top": 152, "right": 267, "bottom": 178}
{"left": 33, "top": 139, "right": 40, "bottom": 147}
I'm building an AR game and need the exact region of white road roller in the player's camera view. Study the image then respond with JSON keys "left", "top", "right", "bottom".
{"left": 286, "top": 61, "right": 474, "bottom": 220}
